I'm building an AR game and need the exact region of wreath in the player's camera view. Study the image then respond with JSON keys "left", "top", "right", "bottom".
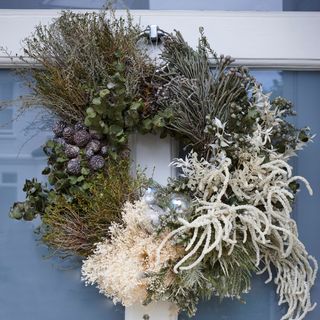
{"left": 8, "top": 9, "right": 317, "bottom": 319}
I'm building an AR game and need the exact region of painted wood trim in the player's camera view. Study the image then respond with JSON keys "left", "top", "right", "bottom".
{"left": 2, "top": 56, "right": 320, "bottom": 70}
{"left": 0, "top": 10, "right": 320, "bottom": 70}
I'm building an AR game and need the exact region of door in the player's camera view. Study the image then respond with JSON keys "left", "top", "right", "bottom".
{"left": 0, "top": 3, "right": 319, "bottom": 320}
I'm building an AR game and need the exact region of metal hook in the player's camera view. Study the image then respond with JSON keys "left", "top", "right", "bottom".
{"left": 139, "top": 25, "right": 169, "bottom": 45}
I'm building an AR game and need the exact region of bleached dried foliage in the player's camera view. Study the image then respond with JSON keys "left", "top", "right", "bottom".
{"left": 81, "top": 200, "right": 182, "bottom": 306}
{"left": 157, "top": 85, "right": 317, "bottom": 320}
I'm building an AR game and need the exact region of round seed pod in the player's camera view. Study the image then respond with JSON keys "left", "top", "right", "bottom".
{"left": 74, "top": 122, "right": 87, "bottom": 132}
{"left": 63, "top": 127, "right": 75, "bottom": 144}
{"left": 89, "top": 129, "right": 103, "bottom": 140}
{"left": 74, "top": 130, "right": 91, "bottom": 147}
{"left": 9, "top": 203, "right": 25, "bottom": 220}
{"left": 52, "top": 121, "right": 66, "bottom": 137}
{"left": 85, "top": 146, "right": 95, "bottom": 159}
{"left": 89, "top": 155, "right": 105, "bottom": 171}
{"left": 67, "top": 158, "right": 81, "bottom": 175}
{"left": 100, "top": 145, "right": 108, "bottom": 155}
{"left": 86, "top": 140, "right": 101, "bottom": 153}
{"left": 23, "top": 210, "right": 35, "bottom": 221}
{"left": 64, "top": 144, "right": 80, "bottom": 158}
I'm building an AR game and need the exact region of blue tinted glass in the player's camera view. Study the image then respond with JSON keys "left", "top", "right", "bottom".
{"left": 179, "top": 70, "right": 320, "bottom": 320}
{"left": 149, "top": 0, "right": 282, "bottom": 10}
{"left": 0, "top": 70, "right": 124, "bottom": 320}
{"left": 0, "top": 69, "right": 319, "bottom": 320}
{"left": 0, "top": 108, "right": 13, "bottom": 130}
{"left": 283, "top": 0, "right": 320, "bottom": 11}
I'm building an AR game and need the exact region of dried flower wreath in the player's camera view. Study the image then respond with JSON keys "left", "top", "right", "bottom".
{"left": 7, "top": 9, "right": 317, "bottom": 320}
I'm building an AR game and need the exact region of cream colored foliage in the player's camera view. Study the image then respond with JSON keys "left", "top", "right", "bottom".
{"left": 81, "top": 200, "right": 180, "bottom": 306}
{"left": 157, "top": 86, "right": 317, "bottom": 320}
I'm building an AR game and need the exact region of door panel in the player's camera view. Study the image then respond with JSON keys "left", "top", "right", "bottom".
{"left": 0, "top": 70, "right": 124, "bottom": 320}
{"left": 177, "top": 70, "right": 320, "bottom": 320}
{"left": 0, "top": 9, "right": 320, "bottom": 320}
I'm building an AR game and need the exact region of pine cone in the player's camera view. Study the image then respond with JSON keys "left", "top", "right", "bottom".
{"left": 74, "top": 130, "right": 91, "bottom": 147}
{"left": 89, "top": 155, "right": 105, "bottom": 171}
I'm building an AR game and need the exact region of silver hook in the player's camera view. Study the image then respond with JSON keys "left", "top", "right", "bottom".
{"left": 139, "top": 25, "right": 169, "bottom": 45}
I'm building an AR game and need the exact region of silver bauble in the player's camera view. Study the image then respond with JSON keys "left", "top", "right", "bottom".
{"left": 168, "top": 193, "right": 191, "bottom": 215}
{"left": 145, "top": 204, "right": 166, "bottom": 226}
{"left": 142, "top": 187, "right": 159, "bottom": 205}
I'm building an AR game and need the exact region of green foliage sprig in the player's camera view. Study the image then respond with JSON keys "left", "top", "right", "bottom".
{"left": 9, "top": 179, "right": 50, "bottom": 221}
{"left": 155, "top": 30, "right": 255, "bottom": 155}
{"left": 147, "top": 243, "right": 257, "bottom": 316}
{"left": 41, "top": 158, "right": 147, "bottom": 257}
{"left": 43, "top": 139, "right": 93, "bottom": 196}
{"left": 21, "top": 10, "right": 154, "bottom": 120}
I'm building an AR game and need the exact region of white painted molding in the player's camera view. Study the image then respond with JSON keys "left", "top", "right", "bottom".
{"left": 2, "top": 56, "right": 320, "bottom": 70}
{"left": 0, "top": 155, "right": 45, "bottom": 164}
{"left": 125, "top": 301, "right": 178, "bottom": 320}
{"left": 0, "top": 10, "right": 320, "bottom": 70}
{"left": 228, "top": 59, "right": 320, "bottom": 71}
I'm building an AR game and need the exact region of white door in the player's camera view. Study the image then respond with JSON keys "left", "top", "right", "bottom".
{"left": 0, "top": 4, "right": 319, "bottom": 320}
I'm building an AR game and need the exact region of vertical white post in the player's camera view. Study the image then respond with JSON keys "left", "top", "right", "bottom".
{"left": 125, "top": 301, "right": 179, "bottom": 320}
{"left": 130, "top": 133, "right": 177, "bottom": 185}
{"left": 128, "top": 133, "right": 178, "bottom": 319}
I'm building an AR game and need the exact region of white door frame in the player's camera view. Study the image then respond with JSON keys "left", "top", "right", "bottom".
{"left": 0, "top": 10, "right": 320, "bottom": 70}
{"left": 1, "top": 9, "right": 320, "bottom": 184}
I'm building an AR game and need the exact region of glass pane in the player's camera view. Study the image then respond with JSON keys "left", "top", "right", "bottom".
{"left": 283, "top": 0, "right": 320, "bottom": 11}
{"left": 0, "top": 0, "right": 319, "bottom": 10}
{"left": 182, "top": 70, "right": 320, "bottom": 320}
{"left": 0, "top": 108, "right": 13, "bottom": 131}
{"left": 0, "top": 68, "right": 319, "bottom": 320}
{"left": 0, "top": 70, "right": 124, "bottom": 320}
{"left": 2, "top": 172, "right": 17, "bottom": 183}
